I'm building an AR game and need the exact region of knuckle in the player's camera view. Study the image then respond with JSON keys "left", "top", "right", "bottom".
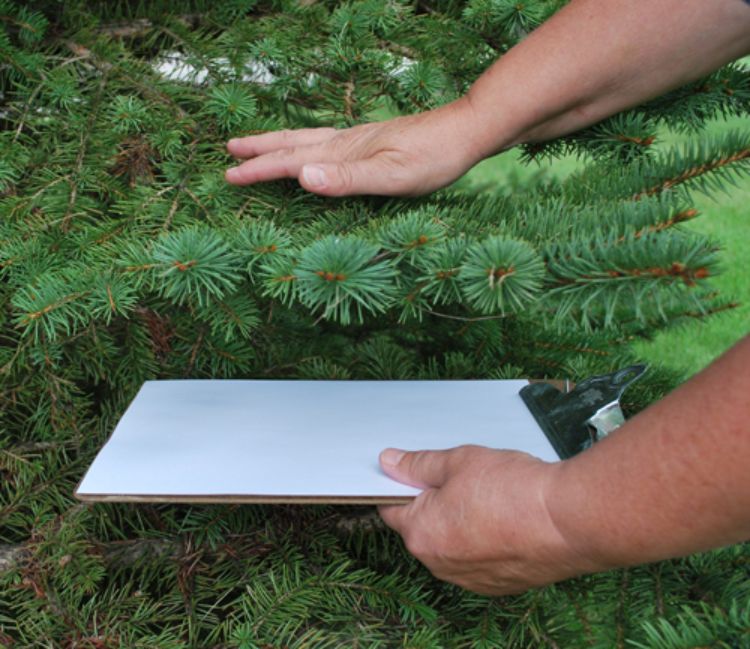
{"left": 434, "top": 445, "right": 479, "bottom": 477}
{"left": 336, "top": 164, "right": 354, "bottom": 191}
{"left": 454, "top": 444, "right": 482, "bottom": 461}
{"left": 403, "top": 450, "right": 429, "bottom": 474}
{"left": 334, "top": 124, "right": 375, "bottom": 155}
{"left": 271, "top": 145, "right": 297, "bottom": 160}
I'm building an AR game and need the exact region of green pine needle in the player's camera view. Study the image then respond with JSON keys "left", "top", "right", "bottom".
{"left": 459, "top": 236, "right": 545, "bottom": 314}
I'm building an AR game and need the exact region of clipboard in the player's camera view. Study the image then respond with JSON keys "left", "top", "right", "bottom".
{"left": 75, "top": 367, "right": 645, "bottom": 505}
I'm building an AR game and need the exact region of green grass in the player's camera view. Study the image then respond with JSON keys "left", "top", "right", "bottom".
{"left": 456, "top": 115, "right": 750, "bottom": 380}
{"left": 632, "top": 117, "right": 750, "bottom": 378}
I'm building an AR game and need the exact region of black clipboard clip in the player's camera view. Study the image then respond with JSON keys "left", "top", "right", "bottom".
{"left": 520, "top": 365, "right": 647, "bottom": 459}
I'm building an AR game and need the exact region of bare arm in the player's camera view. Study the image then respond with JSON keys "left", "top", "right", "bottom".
{"left": 378, "top": 336, "right": 750, "bottom": 594}
{"left": 547, "top": 335, "right": 750, "bottom": 570}
{"left": 225, "top": 0, "right": 750, "bottom": 197}
{"left": 465, "top": 0, "right": 750, "bottom": 157}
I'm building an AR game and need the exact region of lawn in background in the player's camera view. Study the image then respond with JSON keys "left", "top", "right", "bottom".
{"left": 457, "top": 114, "right": 749, "bottom": 380}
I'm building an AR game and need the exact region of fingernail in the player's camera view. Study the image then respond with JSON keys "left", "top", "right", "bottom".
{"left": 225, "top": 167, "right": 240, "bottom": 181}
{"left": 303, "top": 165, "right": 327, "bottom": 187}
{"left": 380, "top": 448, "right": 405, "bottom": 468}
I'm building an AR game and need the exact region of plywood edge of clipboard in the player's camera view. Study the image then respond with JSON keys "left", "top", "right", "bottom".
{"left": 73, "top": 491, "right": 414, "bottom": 506}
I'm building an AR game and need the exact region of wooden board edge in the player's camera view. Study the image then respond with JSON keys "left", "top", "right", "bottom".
{"left": 74, "top": 492, "right": 414, "bottom": 506}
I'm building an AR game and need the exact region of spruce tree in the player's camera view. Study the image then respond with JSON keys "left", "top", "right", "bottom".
{"left": 1, "top": 1, "right": 749, "bottom": 646}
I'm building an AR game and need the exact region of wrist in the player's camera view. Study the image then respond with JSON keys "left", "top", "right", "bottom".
{"left": 541, "top": 458, "right": 618, "bottom": 577}
{"left": 446, "top": 92, "right": 523, "bottom": 165}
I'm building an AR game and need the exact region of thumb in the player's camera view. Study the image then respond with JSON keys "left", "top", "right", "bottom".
{"left": 379, "top": 448, "right": 455, "bottom": 490}
{"left": 299, "top": 159, "right": 410, "bottom": 197}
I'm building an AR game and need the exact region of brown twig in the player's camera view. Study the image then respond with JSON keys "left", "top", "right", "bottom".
{"left": 94, "top": 15, "right": 202, "bottom": 39}
{"left": 635, "top": 148, "right": 750, "bottom": 199}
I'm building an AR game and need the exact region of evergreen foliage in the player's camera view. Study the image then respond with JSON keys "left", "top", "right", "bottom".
{"left": 1, "top": 0, "right": 749, "bottom": 646}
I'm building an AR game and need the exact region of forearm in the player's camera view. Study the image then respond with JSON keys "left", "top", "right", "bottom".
{"left": 461, "top": 0, "right": 750, "bottom": 158}
{"left": 546, "top": 335, "right": 750, "bottom": 571}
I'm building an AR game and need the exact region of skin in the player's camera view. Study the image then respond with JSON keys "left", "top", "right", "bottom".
{"left": 225, "top": 0, "right": 750, "bottom": 594}
{"left": 379, "top": 336, "right": 750, "bottom": 595}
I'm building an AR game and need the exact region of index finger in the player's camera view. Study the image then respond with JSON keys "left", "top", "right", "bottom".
{"left": 378, "top": 486, "right": 438, "bottom": 537}
{"left": 227, "top": 128, "right": 337, "bottom": 158}
{"left": 378, "top": 501, "right": 412, "bottom": 535}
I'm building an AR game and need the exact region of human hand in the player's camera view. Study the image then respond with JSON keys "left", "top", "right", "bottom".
{"left": 378, "top": 445, "right": 599, "bottom": 595}
{"left": 224, "top": 98, "right": 488, "bottom": 197}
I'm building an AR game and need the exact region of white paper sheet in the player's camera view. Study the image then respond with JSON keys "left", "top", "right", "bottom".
{"left": 75, "top": 380, "right": 559, "bottom": 503}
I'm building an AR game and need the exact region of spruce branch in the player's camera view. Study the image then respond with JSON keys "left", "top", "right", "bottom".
{"left": 236, "top": 220, "right": 293, "bottom": 273}
{"left": 546, "top": 232, "right": 719, "bottom": 328}
{"left": 295, "top": 236, "right": 398, "bottom": 325}
{"left": 423, "top": 309, "right": 508, "bottom": 323}
{"left": 462, "top": 0, "right": 549, "bottom": 48}
{"left": 413, "top": 238, "right": 467, "bottom": 306}
{"left": 260, "top": 253, "right": 299, "bottom": 305}
{"left": 151, "top": 227, "right": 240, "bottom": 306}
{"left": 194, "top": 292, "right": 260, "bottom": 343}
{"left": 459, "top": 236, "right": 545, "bottom": 314}
{"left": 378, "top": 208, "right": 444, "bottom": 262}
{"left": 1, "top": 3, "right": 748, "bottom": 644}
{"left": 62, "top": 74, "right": 108, "bottom": 232}
{"left": 11, "top": 277, "right": 90, "bottom": 342}
{"left": 64, "top": 41, "right": 190, "bottom": 122}
{"left": 636, "top": 145, "right": 750, "bottom": 199}
{"left": 563, "top": 130, "right": 750, "bottom": 202}
{"left": 205, "top": 83, "right": 258, "bottom": 132}
{"left": 625, "top": 208, "right": 699, "bottom": 241}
